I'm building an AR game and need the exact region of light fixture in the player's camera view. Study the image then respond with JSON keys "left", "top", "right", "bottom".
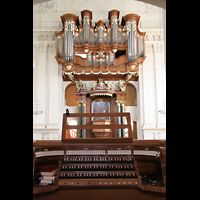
{"left": 158, "top": 100, "right": 166, "bottom": 114}
{"left": 33, "top": 100, "right": 43, "bottom": 117}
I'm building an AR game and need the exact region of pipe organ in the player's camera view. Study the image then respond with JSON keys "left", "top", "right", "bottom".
{"left": 55, "top": 10, "right": 146, "bottom": 81}
{"left": 33, "top": 8, "right": 165, "bottom": 200}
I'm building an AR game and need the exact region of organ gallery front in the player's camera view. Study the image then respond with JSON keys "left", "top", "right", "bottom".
{"left": 33, "top": 9, "right": 166, "bottom": 200}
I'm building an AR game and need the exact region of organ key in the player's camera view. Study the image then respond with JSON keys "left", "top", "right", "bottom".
{"left": 58, "top": 155, "right": 138, "bottom": 187}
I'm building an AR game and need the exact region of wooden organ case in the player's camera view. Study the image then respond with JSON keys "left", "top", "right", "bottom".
{"left": 55, "top": 9, "right": 146, "bottom": 81}
{"left": 33, "top": 9, "right": 166, "bottom": 200}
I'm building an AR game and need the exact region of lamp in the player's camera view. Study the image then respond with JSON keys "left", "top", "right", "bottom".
{"left": 158, "top": 100, "right": 166, "bottom": 114}
{"left": 33, "top": 100, "right": 43, "bottom": 117}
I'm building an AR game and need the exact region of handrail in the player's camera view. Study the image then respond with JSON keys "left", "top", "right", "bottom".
{"left": 62, "top": 112, "right": 132, "bottom": 140}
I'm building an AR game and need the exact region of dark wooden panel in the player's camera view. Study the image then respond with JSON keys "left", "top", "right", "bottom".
{"left": 33, "top": 188, "right": 166, "bottom": 200}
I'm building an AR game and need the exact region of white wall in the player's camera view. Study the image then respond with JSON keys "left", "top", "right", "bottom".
{"left": 33, "top": 0, "right": 166, "bottom": 140}
{"left": 33, "top": 42, "right": 63, "bottom": 140}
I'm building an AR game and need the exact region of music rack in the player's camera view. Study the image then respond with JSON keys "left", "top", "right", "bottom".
{"left": 62, "top": 112, "right": 132, "bottom": 142}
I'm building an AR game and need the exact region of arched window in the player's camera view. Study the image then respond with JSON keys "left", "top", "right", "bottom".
{"left": 125, "top": 83, "right": 137, "bottom": 106}
{"left": 65, "top": 83, "right": 78, "bottom": 106}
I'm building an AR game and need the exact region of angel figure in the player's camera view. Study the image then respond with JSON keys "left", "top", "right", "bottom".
{"left": 106, "top": 81, "right": 111, "bottom": 89}
{"left": 117, "top": 80, "right": 125, "bottom": 91}
{"left": 76, "top": 80, "right": 83, "bottom": 92}
{"left": 99, "top": 80, "right": 104, "bottom": 89}
{"left": 111, "top": 82, "right": 115, "bottom": 91}
{"left": 93, "top": 81, "right": 97, "bottom": 90}
{"left": 88, "top": 82, "right": 92, "bottom": 91}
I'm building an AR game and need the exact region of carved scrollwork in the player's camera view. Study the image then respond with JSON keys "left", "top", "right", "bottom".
{"left": 111, "top": 15, "right": 118, "bottom": 24}
{"left": 65, "top": 21, "right": 75, "bottom": 35}
{"left": 126, "top": 20, "right": 136, "bottom": 35}
{"left": 84, "top": 16, "right": 90, "bottom": 25}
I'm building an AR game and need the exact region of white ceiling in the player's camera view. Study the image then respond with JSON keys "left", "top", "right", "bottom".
{"left": 33, "top": 0, "right": 166, "bottom": 9}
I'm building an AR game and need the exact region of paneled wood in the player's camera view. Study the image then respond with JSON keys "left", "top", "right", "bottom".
{"left": 65, "top": 83, "right": 78, "bottom": 106}
{"left": 125, "top": 83, "right": 137, "bottom": 106}
{"left": 132, "top": 121, "right": 137, "bottom": 139}
{"left": 86, "top": 95, "right": 117, "bottom": 138}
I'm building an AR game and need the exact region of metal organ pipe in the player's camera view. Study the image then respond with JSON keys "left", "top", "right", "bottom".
{"left": 111, "top": 16, "right": 117, "bottom": 44}
{"left": 98, "top": 27, "right": 103, "bottom": 44}
{"left": 69, "top": 24, "right": 74, "bottom": 61}
{"left": 65, "top": 22, "right": 74, "bottom": 62}
{"left": 127, "top": 22, "right": 137, "bottom": 62}
{"left": 65, "top": 27, "right": 68, "bottom": 62}
{"left": 57, "top": 35, "right": 63, "bottom": 59}
{"left": 67, "top": 24, "right": 70, "bottom": 61}
{"left": 84, "top": 16, "right": 89, "bottom": 44}
{"left": 133, "top": 26, "right": 137, "bottom": 61}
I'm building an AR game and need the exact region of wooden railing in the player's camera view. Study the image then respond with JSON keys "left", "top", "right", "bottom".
{"left": 62, "top": 112, "right": 132, "bottom": 142}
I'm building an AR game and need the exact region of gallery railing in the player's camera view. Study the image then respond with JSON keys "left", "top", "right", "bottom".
{"left": 62, "top": 112, "right": 133, "bottom": 142}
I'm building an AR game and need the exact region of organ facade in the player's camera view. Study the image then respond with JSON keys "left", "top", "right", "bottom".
{"left": 55, "top": 10, "right": 146, "bottom": 82}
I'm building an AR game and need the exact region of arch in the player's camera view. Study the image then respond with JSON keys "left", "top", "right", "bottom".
{"left": 125, "top": 82, "right": 137, "bottom": 106}
{"left": 65, "top": 83, "right": 78, "bottom": 106}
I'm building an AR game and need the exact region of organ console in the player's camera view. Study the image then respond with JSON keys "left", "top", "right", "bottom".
{"left": 33, "top": 139, "right": 166, "bottom": 200}
{"left": 58, "top": 153, "right": 137, "bottom": 187}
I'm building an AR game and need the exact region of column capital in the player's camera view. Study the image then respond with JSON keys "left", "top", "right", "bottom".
{"left": 81, "top": 101, "right": 87, "bottom": 106}
{"left": 116, "top": 101, "right": 121, "bottom": 106}
{"left": 120, "top": 101, "right": 125, "bottom": 106}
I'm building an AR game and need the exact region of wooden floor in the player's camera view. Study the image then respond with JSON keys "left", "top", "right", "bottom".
{"left": 33, "top": 188, "right": 166, "bottom": 200}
